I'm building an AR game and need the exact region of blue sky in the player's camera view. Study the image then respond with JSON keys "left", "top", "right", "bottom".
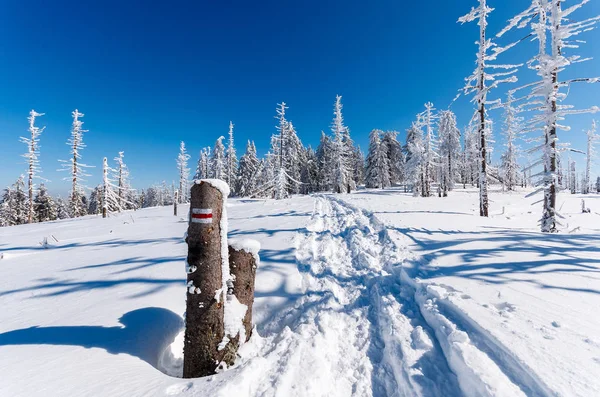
{"left": 1, "top": 0, "right": 599, "bottom": 195}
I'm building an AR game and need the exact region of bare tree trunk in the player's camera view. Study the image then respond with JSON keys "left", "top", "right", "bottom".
{"left": 228, "top": 245, "right": 257, "bottom": 342}
{"left": 479, "top": 101, "right": 489, "bottom": 217}
{"left": 174, "top": 191, "right": 178, "bottom": 216}
{"left": 183, "top": 182, "right": 226, "bottom": 378}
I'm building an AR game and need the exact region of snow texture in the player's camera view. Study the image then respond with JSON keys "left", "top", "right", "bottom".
{"left": 1, "top": 189, "right": 600, "bottom": 396}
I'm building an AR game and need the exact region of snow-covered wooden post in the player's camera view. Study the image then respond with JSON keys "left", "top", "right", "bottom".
{"left": 183, "top": 180, "right": 257, "bottom": 378}
{"left": 183, "top": 180, "right": 228, "bottom": 378}
{"left": 174, "top": 191, "right": 178, "bottom": 216}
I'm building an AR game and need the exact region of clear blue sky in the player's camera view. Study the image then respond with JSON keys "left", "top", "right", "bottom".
{"left": 1, "top": 0, "right": 599, "bottom": 195}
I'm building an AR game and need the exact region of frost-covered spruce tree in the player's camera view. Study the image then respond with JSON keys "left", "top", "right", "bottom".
{"left": 596, "top": 176, "right": 600, "bottom": 193}
{"left": 271, "top": 102, "right": 300, "bottom": 199}
{"left": 237, "top": 140, "right": 260, "bottom": 197}
{"left": 365, "top": 129, "right": 391, "bottom": 189}
{"left": 0, "top": 185, "right": 17, "bottom": 226}
{"left": 88, "top": 185, "right": 102, "bottom": 215}
{"left": 584, "top": 120, "right": 598, "bottom": 194}
{"left": 102, "top": 157, "right": 131, "bottom": 217}
{"left": 285, "top": 122, "right": 304, "bottom": 194}
{"left": 257, "top": 154, "right": 276, "bottom": 198}
{"left": 20, "top": 110, "right": 46, "bottom": 223}
{"left": 0, "top": 194, "right": 10, "bottom": 227}
{"left": 499, "top": 0, "right": 599, "bottom": 231}
{"left": 382, "top": 131, "right": 405, "bottom": 185}
{"left": 113, "top": 151, "right": 136, "bottom": 210}
{"left": 569, "top": 159, "right": 577, "bottom": 194}
{"left": 194, "top": 147, "right": 211, "bottom": 180}
{"left": 211, "top": 137, "right": 226, "bottom": 181}
{"left": 464, "top": 119, "right": 480, "bottom": 187}
{"left": 459, "top": 1, "right": 519, "bottom": 216}
{"left": 55, "top": 196, "right": 71, "bottom": 220}
{"left": 3, "top": 176, "right": 28, "bottom": 225}
{"left": 352, "top": 146, "right": 366, "bottom": 188}
{"left": 316, "top": 131, "right": 332, "bottom": 192}
{"left": 406, "top": 121, "right": 426, "bottom": 196}
{"left": 225, "top": 121, "right": 238, "bottom": 193}
{"left": 59, "top": 110, "right": 92, "bottom": 218}
{"left": 420, "top": 103, "right": 439, "bottom": 197}
{"left": 500, "top": 91, "right": 523, "bottom": 191}
{"left": 177, "top": 141, "right": 191, "bottom": 203}
{"left": 330, "top": 95, "right": 353, "bottom": 193}
{"left": 34, "top": 183, "right": 57, "bottom": 222}
{"left": 300, "top": 146, "right": 319, "bottom": 194}
{"left": 438, "top": 110, "right": 461, "bottom": 196}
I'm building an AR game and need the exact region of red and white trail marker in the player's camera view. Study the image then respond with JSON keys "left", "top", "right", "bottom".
{"left": 191, "top": 208, "right": 213, "bottom": 224}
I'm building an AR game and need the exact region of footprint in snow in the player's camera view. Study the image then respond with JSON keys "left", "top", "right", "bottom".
{"left": 493, "top": 302, "right": 517, "bottom": 317}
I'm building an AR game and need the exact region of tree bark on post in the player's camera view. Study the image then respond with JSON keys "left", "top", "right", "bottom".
{"left": 228, "top": 244, "right": 257, "bottom": 342}
{"left": 183, "top": 182, "right": 226, "bottom": 378}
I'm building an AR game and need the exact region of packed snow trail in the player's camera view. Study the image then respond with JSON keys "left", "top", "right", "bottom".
{"left": 266, "top": 196, "right": 462, "bottom": 396}
{"left": 300, "top": 196, "right": 532, "bottom": 397}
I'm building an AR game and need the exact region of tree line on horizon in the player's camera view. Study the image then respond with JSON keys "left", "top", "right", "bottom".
{"left": 2, "top": 0, "right": 600, "bottom": 233}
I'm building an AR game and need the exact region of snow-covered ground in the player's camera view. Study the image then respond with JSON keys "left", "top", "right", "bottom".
{"left": 1, "top": 189, "right": 599, "bottom": 396}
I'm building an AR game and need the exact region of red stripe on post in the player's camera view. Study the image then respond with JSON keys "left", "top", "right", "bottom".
{"left": 192, "top": 213, "right": 213, "bottom": 219}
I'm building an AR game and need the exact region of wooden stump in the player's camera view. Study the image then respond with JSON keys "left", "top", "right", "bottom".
{"left": 182, "top": 182, "right": 226, "bottom": 378}
{"left": 228, "top": 244, "right": 257, "bottom": 342}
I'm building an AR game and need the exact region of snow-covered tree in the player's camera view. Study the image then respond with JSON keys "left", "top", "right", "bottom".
{"left": 34, "top": 183, "right": 57, "bottom": 222}
{"left": 55, "top": 196, "right": 71, "bottom": 220}
{"left": 0, "top": 192, "right": 10, "bottom": 227}
{"left": 177, "top": 141, "right": 190, "bottom": 204}
{"left": 365, "top": 129, "right": 391, "bottom": 189}
{"left": 459, "top": 1, "right": 519, "bottom": 216}
{"left": 381, "top": 131, "right": 404, "bottom": 186}
{"left": 113, "top": 151, "right": 136, "bottom": 210}
{"left": 569, "top": 160, "right": 577, "bottom": 194}
{"left": 330, "top": 95, "right": 354, "bottom": 193}
{"left": 270, "top": 102, "right": 303, "bottom": 199}
{"left": 194, "top": 147, "right": 211, "bottom": 180}
{"left": 462, "top": 119, "right": 480, "bottom": 187}
{"left": 438, "top": 110, "right": 461, "bottom": 196}
{"left": 499, "top": 0, "right": 599, "bottom": 231}
{"left": 225, "top": 121, "right": 238, "bottom": 193}
{"left": 596, "top": 176, "right": 600, "bottom": 193}
{"left": 237, "top": 140, "right": 260, "bottom": 197}
{"left": 2, "top": 176, "right": 28, "bottom": 226}
{"left": 300, "top": 146, "right": 319, "bottom": 194}
{"left": 212, "top": 137, "right": 226, "bottom": 181}
{"left": 420, "top": 103, "right": 439, "bottom": 197}
{"left": 500, "top": 92, "right": 523, "bottom": 191}
{"left": 406, "top": 121, "right": 426, "bottom": 196}
{"left": 316, "top": 131, "right": 332, "bottom": 192}
{"left": 584, "top": 120, "right": 598, "bottom": 194}
{"left": 352, "top": 146, "right": 365, "bottom": 188}
{"left": 88, "top": 185, "right": 102, "bottom": 215}
{"left": 20, "top": 110, "right": 46, "bottom": 223}
{"left": 255, "top": 154, "right": 275, "bottom": 198}
{"left": 59, "top": 109, "right": 92, "bottom": 218}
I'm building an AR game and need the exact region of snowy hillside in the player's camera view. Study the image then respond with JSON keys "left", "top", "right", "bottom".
{"left": 1, "top": 189, "right": 599, "bottom": 396}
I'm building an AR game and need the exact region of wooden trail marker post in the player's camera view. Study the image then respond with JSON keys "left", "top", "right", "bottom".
{"left": 183, "top": 181, "right": 226, "bottom": 378}
{"left": 174, "top": 191, "right": 178, "bottom": 216}
{"left": 183, "top": 180, "right": 259, "bottom": 379}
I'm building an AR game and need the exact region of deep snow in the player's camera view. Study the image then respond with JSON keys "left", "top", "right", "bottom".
{"left": 1, "top": 188, "right": 599, "bottom": 396}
